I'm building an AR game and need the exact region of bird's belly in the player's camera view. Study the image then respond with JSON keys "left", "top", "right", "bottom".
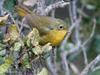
{"left": 46, "top": 30, "right": 67, "bottom": 46}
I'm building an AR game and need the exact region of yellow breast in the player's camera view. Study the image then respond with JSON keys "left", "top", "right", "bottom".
{"left": 40, "top": 29, "right": 67, "bottom": 46}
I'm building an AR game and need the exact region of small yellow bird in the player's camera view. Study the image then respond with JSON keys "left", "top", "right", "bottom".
{"left": 15, "top": 5, "right": 68, "bottom": 46}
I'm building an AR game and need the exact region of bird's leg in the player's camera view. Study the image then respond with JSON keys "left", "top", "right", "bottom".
{"left": 51, "top": 46, "right": 56, "bottom": 63}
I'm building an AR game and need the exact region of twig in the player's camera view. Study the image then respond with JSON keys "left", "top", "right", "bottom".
{"left": 69, "top": 62, "right": 80, "bottom": 74}
{"left": 47, "top": 48, "right": 58, "bottom": 75}
{"left": 82, "top": 18, "right": 96, "bottom": 47}
{"left": 51, "top": 9, "right": 55, "bottom": 18}
{"left": 3, "top": 8, "right": 16, "bottom": 24}
{"left": 77, "top": 1, "right": 89, "bottom": 66}
{"left": 0, "top": 0, "right": 4, "bottom": 15}
{"left": 3, "top": 8, "right": 21, "bottom": 34}
{"left": 16, "top": 20, "right": 31, "bottom": 36}
{"left": 82, "top": 47, "right": 88, "bottom": 66}
{"left": 60, "top": 19, "right": 81, "bottom": 75}
{"left": 81, "top": 18, "right": 96, "bottom": 66}
{"left": 59, "top": 18, "right": 96, "bottom": 75}
{"left": 47, "top": 57, "right": 57, "bottom": 75}
{"left": 60, "top": 17, "right": 81, "bottom": 75}
{"left": 80, "top": 54, "right": 100, "bottom": 75}
{"left": 60, "top": 19, "right": 80, "bottom": 50}
{"left": 50, "top": 0, "right": 56, "bottom": 18}
{"left": 64, "top": 18, "right": 96, "bottom": 56}
{"left": 60, "top": 16, "right": 96, "bottom": 73}
{"left": 60, "top": 52, "right": 70, "bottom": 75}
{"left": 92, "top": 66, "right": 100, "bottom": 72}
{"left": 44, "top": 1, "right": 69, "bottom": 15}
{"left": 36, "top": 0, "right": 46, "bottom": 15}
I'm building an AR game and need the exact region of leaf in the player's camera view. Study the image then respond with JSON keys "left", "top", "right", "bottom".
{"left": 77, "top": 9, "right": 89, "bottom": 18}
{"left": 28, "top": 28, "right": 40, "bottom": 42}
{"left": 3, "top": 0, "right": 16, "bottom": 12}
{"left": 42, "top": 43, "right": 52, "bottom": 53}
{"left": 0, "top": 56, "right": 5, "bottom": 65}
{"left": 26, "top": 38, "right": 31, "bottom": 47}
{"left": 32, "top": 45, "right": 42, "bottom": 55}
{"left": 86, "top": 4, "right": 96, "bottom": 10}
{"left": 41, "top": 43, "right": 52, "bottom": 58}
{"left": 0, "top": 43, "right": 5, "bottom": 50}
{"left": 0, "top": 14, "right": 9, "bottom": 27}
{"left": 32, "top": 43, "right": 52, "bottom": 56}
{"left": 0, "top": 57, "right": 13, "bottom": 74}
{"left": 13, "top": 42, "right": 22, "bottom": 51}
{"left": 64, "top": 42, "right": 75, "bottom": 51}
{"left": 21, "top": 54, "right": 31, "bottom": 69}
{"left": 37, "top": 67, "right": 49, "bottom": 75}
{"left": 27, "top": 28, "right": 40, "bottom": 46}
{"left": 0, "top": 50, "right": 6, "bottom": 56}
{"left": 4, "top": 24, "right": 19, "bottom": 43}
{"left": 27, "top": 28, "right": 39, "bottom": 39}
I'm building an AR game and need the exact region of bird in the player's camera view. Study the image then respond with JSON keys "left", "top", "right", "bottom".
{"left": 15, "top": 5, "right": 68, "bottom": 46}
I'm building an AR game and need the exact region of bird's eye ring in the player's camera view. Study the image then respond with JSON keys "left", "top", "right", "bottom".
{"left": 58, "top": 25, "right": 64, "bottom": 29}
{"left": 59, "top": 26, "right": 63, "bottom": 28}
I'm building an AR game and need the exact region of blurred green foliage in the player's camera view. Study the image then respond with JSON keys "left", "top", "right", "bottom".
{"left": 3, "top": 0, "right": 16, "bottom": 12}
{"left": 88, "top": 69, "right": 100, "bottom": 75}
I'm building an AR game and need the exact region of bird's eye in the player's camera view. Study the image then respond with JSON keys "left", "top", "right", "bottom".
{"left": 58, "top": 25, "right": 64, "bottom": 29}
{"left": 60, "top": 26, "right": 63, "bottom": 28}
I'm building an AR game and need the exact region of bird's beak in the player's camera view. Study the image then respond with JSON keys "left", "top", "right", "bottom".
{"left": 67, "top": 31, "right": 70, "bottom": 33}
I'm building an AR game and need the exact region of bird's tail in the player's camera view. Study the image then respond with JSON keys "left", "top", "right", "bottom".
{"left": 15, "top": 5, "right": 34, "bottom": 17}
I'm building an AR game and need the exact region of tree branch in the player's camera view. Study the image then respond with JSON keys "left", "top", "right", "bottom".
{"left": 80, "top": 54, "right": 100, "bottom": 75}
{"left": 44, "top": 1, "right": 69, "bottom": 15}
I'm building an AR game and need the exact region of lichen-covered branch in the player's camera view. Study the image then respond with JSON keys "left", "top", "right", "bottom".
{"left": 44, "top": 1, "right": 69, "bottom": 15}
